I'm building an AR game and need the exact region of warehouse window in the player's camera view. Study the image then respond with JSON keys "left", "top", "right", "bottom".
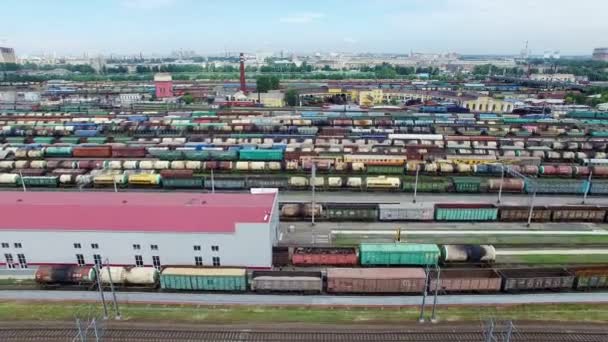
{"left": 76, "top": 254, "right": 85, "bottom": 266}
{"left": 193, "top": 245, "right": 201, "bottom": 251}
{"left": 152, "top": 256, "right": 161, "bottom": 270}
{"left": 14, "top": 243, "right": 22, "bottom": 248}
{"left": 93, "top": 254, "right": 102, "bottom": 268}
{"left": 135, "top": 255, "right": 143, "bottom": 267}
{"left": 211, "top": 246, "right": 219, "bottom": 252}
{"left": 150, "top": 245, "right": 158, "bottom": 251}
{"left": 1, "top": 243, "right": 8, "bottom": 248}
{"left": 212, "top": 257, "right": 220, "bottom": 266}
{"left": 194, "top": 256, "right": 203, "bottom": 266}
{"left": 17, "top": 254, "right": 27, "bottom": 268}
{"left": 4, "top": 254, "right": 14, "bottom": 269}
{"left": 74, "top": 243, "right": 81, "bottom": 249}
{"left": 133, "top": 244, "right": 141, "bottom": 250}
{"left": 91, "top": 243, "right": 99, "bottom": 249}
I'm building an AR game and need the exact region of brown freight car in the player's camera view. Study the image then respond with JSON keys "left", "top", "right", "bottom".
{"left": 73, "top": 146, "right": 112, "bottom": 158}
{"left": 326, "top": 268, "right": 426, "bottom": 293}
{"left": 498, "top": 205, "right": 552, "bottom": 222}
{"left": 550, "top": 206, "right": 607, "bottom": 223}
{"left": 429, "top": 269, "right": 502, "bottom": 293}
{"left": 111, "top": 146, "right": 147, "bottom": 158}
{"left": 292, "top": 247, "right": 358, "bottom": 266}
{"left": 498, "top": 268, "right": 575, "bottom": 292}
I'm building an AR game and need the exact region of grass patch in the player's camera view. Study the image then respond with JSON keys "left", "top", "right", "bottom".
{"left": 498, "top": 254, "right": 608, "bottom": 264}
{"left": 1, "top": 302, "right": 608, "bottom": 323}
{"left": 332, "top": 233, "right": 608, "bottom": 247}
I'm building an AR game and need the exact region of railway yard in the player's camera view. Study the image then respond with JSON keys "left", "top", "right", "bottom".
{"left": 1, "top": 107, "right": 608, "bottom": 338}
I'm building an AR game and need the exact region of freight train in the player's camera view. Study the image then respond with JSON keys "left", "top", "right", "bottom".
{"left": 33, "top": 263, "right": 608, "bottom": 294}
{"left": 280, "top": 202, "right": 608, "bottom": 223}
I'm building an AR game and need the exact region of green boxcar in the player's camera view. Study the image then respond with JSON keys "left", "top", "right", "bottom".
{"left": 162, "top": 177, "right": 203, "bottom": 189}
{"left": 590, "top": 181, "right": 608, "bottom": 195}
{"left": 203, "top": 178, "right": 246, "bottom": 190}
{"left": 184, "top": 150, "right": 210, "bottom": 161}
{"left": 150, "top": 150, "right": 184, "bottom": 161}
{"left": 209, "top": 150, "right": 238, "bottom": 161}
{"left": 5, "top": 137, "right": 25, "bottom": 144}
{"left": 21, "top": 176, "right": 59, "bottom": 188}
{"left": 366, "top": 165, "right": 404, "bottom": 174}
{"left": 359, "top": 243, "right": 440, "bottom": 266}
{"left": 452, "top": 177, "right": 482, "bottom": 193}
{"left": 112, "top": 137, "right": 133, "bottom": 144}
{"left": 525, "top": 179, "right": 589, "bottom": 194}
{"left": 434, "top": 204, "right": 498, "bottom": 221}
{"left": 86, "top": 137, "right": 107, "bottom": 144}
{"left": 33, "top": 137, "right": 55, "bottom": 144}
{"left": 402, "top": 177, "right": 450, "bottom": 192}
{"left": 160, "top": 268, "right": 247, "bottom": 291}
{"left": 246, "top": 177, "right": 289, "bottom": 188}
{"left": 59, "top": 137, "right": 80, "bottom": 144}
{"left": 326, "top": 204, "right": 378, "bottom": 221}
{"left": 44, "top": 146, "right": 73, "bottom": 158}
{"left": 239, "top": 149, "right": 283, "bottom": 161}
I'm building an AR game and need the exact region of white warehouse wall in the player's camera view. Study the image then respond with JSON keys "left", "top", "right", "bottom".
{"left": 0, "top": 222, "right": 272, "bottom": 269}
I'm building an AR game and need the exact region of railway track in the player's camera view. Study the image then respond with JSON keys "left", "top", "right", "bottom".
{"left": 1, "top": 327, "right": 608, "bottom": 342}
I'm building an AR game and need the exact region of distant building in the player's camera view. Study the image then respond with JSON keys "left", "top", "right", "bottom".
{"left": 357, "top": 89, "right": 384, "bottom": 106}
{"left": 463, "top": 96, "right": 513, "bottom": 113}
{"left": 247, "top": 90, "right": 285, "bottom": 107}
{"left": 592, "top": 48, "right": 608, "bottom": 62}
{"left": 154, "top": 73, "right": 173, "bottom": 98}
{"left": 530, "top": 73, "right": 576, "bottom": 83}
{"left": 0, "top": 47, "right": 16, "bottom": 64}
{"left": 119, "top": 93, "right": 143, "bottom": 105}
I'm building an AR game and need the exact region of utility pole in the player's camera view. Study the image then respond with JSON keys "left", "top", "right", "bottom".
{"left": 104, "top": 258, "right": 121, "bottom": 320}
{"left": 418, "top": 265, "right": 430, "bottom": 323}
{"left": 94, "top": 265, "right": 109, "bottom": 320}
{"left": 497, "top": 164, "right": 504, "bottom": 204}
{"left": 504, "top": 321, "right": 514, "bottom": 342}
{"left": 526, "top": 189, "right": 537, "bottom": 227}
{"left": 311, "top": 163, "right": 316, "bottom": 226}
{"left": 19, "top": 170, "right": 26, "bottom": 192}
{"left": 582, "top": 170, "right": 593, "bottom": 204}
{"left": 430, "top": 265, "right": 440, "bottom": 323}
{"left": 413, "top": 164, "right": 420, "bottom": 203}
{"left": 210, "top": 169, "right": 215, "bottom": 193}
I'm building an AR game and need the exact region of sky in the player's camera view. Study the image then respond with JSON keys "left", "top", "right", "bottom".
{"left": 3, "top": 0, "right": 608, "bottom": 56}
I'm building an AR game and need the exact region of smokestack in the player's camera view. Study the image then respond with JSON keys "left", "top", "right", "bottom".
{"left": 239, "top": 53, "right": 246, "bottom": 93}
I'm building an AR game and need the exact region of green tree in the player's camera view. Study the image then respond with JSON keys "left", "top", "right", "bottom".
{"left": 181, "top": 93, "right": 195, "bottom": 104}
{"left": 256, "top": 76, "right": 280, "bottom": 92}
{"left": 284, "top": 89, "right": 298, "bottom": 106}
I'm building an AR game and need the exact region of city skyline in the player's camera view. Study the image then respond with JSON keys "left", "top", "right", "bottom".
{"left": 3, "top": 0, "right": 608, "bottom": 56}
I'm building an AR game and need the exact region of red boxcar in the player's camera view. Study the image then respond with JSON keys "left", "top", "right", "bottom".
{"left": 292, "top": 247, "right": 358, "bottom": 266}
{"left": 111, "top": 147, "right": 147, "bottom": 158}
{"left": 73, "top": 146, "right": 112, "bottom": 158}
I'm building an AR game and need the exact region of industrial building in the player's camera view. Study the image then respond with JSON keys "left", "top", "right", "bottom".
{"left": 0, "top": 47, "right": 16, "bottom": 64}
{"left": 593, "top": 48, "right": 608, "bottom": 62}
{"left": 154, "top": 73, "right": 174, "bottom": 98}
{"left": 0, "top": 192, "right": 279, "bottom": 270}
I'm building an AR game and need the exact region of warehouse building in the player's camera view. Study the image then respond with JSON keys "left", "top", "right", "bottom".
{"left": 0, "top": 192, "right": 279, "bottom": 270}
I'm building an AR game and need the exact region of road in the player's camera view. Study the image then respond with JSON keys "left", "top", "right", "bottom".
{"left": 279, "top": 192, "right": 608, "bottom": 205}
{"left": 2, "top": 290, "right": 608, "bottom": 306}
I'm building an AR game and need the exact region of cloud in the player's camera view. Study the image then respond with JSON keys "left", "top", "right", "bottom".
{"left": 279, "top": 12, "right": 324, "bottom": 24}
{"left": 121, "top": 0, "right": 176, "bottom": 10}
{"left": 343, "top": 37, "right": 357, "bottom": 44}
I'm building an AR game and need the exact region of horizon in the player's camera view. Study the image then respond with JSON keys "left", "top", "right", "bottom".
{"left": 3, "top": 0, "right": 607, "bottom": 56}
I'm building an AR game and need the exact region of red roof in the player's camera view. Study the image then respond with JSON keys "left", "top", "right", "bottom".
{"left": 0, "top": 192, "right": 276, "bottom": 233}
